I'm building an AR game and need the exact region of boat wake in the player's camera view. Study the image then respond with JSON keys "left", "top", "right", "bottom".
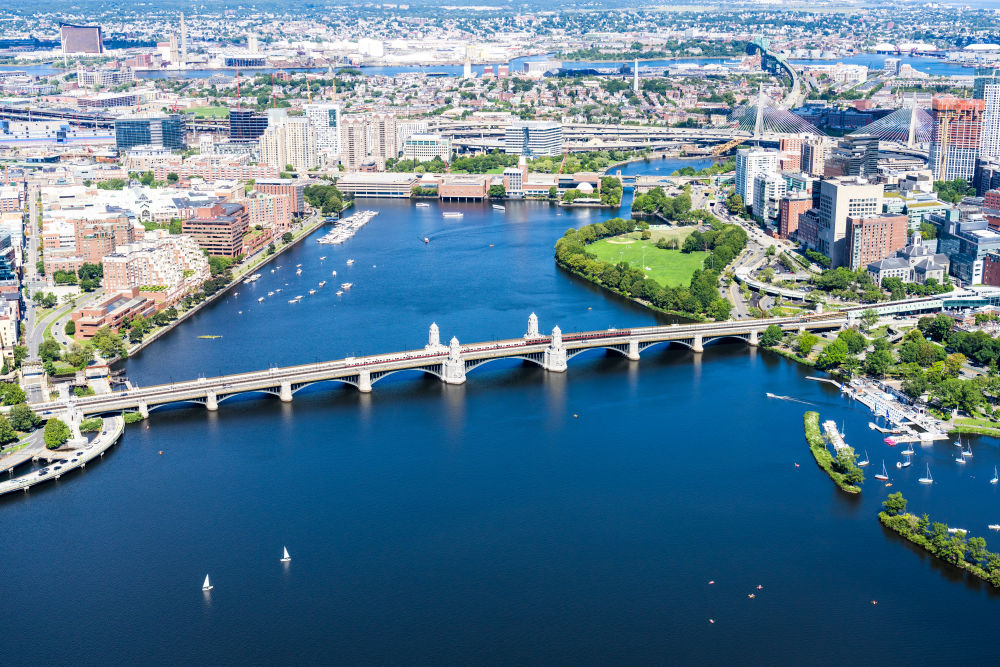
{"left": 765, "top": 392, "right": 815, "bottom": 405}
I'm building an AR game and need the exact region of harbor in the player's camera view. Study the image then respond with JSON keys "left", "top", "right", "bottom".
{"left": 317, "top": 210, "right": 379, "bottom": 245}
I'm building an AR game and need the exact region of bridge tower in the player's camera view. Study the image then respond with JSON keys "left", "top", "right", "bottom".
{"left": 525, "top": 312, "right": 541, "bottom": 339}
{"left": 543, "top": 326, "right": 567, "bottom": 372}
{"left": 426, "top": 322, "right": 447, "bottom": 352}
{"left": 442, "top": 336, "right": 467, "bottom": 385}
{"left": 907, "top": 93, "right": 918, "bottom": 149}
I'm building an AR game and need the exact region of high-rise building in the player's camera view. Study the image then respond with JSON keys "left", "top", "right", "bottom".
{"left": 980, "top": 74, "right": 1000, "bottom": 161}
{"left": 824, "top": 135, "right": 879, "bottom": 179}
{"left": 248, "top": 34, "right": 259, "bottom": 54}
{"left": 304, "top": 103, "right": 341, "bottom": 159}
{"left": 800, "top": 137, "right": 828, "bottom": 177}
{"left": 114, "top": 115, "right": 186, "bottom": 151}
{"left": 883, "top": 57, "right": 901, "bottom": 76}
{"left": 735, "top": 147, "right": 779, "bottom": 212}
{"left": 340, "top": 115, "right": 368, "bottom": 170}
{"left": 228, "top": 108, "right": 269, "bottom": 142}
{"left": 929, "top": 96, "right": 984, "bottom": 182}
{"left": 752, "top": 172, "right": 787, "bottom": 223}
{"left": 974, "top": 68, "right": 999, "bottom": 100}
{"left": 257, "top": 110, "right": 317, "bottom": 173}
{"left": 504, "top": 121, "right": 563, "bottom": 157}
{"left": 779, "top": 194, "right": 812, "bottom": 240}
{"left": 817, "top": 177, "right": 884, "bottom": 268}
{"left": 463, "top": 45, "right": 473, "bottom": 79}
{"left": 369, "top": 113, "right": 397, "bottom": 165}
{"left": 847, "top": 214, "right": 909, "bottom": 270}
{"left": 60, "top": 24, "right": 103, "bottom": 54}
{"left": 180, "top": 12, "right": 187, "bottom": 64}
{"left": 632, "top": 58, "right": 639, "bottom": 94}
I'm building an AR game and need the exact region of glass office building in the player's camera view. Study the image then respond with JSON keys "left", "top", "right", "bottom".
{"left": 114, "top": 116, "right": 186, "bottom": 151}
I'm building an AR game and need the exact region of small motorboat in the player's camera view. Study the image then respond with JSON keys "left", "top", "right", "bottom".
{"left": 883, "top": 437, "right": 897, "bottom": 447}
{"left": 340, "top": 282, "right": 353, "bottom": 290}
{"left": 990, "top": 524, "right": 1000, "bottom": 531}
{"left": 346, "top": 259, "right": 355, "bottom": 265}
{"left": 424, "top": 237, "right": 430, "bottom": 244}
{"left": 416, "top": 202, "right": 430, "bottom": 208}
{"left": 268, "top": 291, "right": 274, "bottom": 296}
{"left": 332, "top": 270, "right": 337, "bottom": 276}
{"left": 443, "top": 212, "right": 463, "bottom": 218}
{"left": 309, "top": 289, "right": 316, "bottom": 295}
{"left": 296, "top": 269, "right": 302, "bottom": 275}
{"left": 319, "top": 256, "right": 326, "bottom": 261}
{"left": 319, "top": 281, "right": 326, "bottom": 287}
{"left": 257, "top": 297, "right": 264, "bottom": 302}
{"left": 336, "top": 290, "right": 343, "bottom": 296}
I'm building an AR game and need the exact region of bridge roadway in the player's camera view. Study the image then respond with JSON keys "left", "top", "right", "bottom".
{"left": 30, "top": 315, "right": 845, "bottom": 419}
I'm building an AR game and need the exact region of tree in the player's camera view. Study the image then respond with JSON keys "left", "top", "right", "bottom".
{"left": 43, "top": 417, "right": 71, "bottom": 449}
{"left": 944, "top": 353, "right": 966, "bottom": 378}
{"left": 0, "top": 415, "right": 16, "bottom": 445}
{"left": 64, "top": 341, "right": 93, "bottom": 369}
{"left": 8, "top": 403, "right": 41, "bottom": 432}
{"left": 281, "top": 231, "right": 294, "bottom": 244}
{"left": 65, "top": 320, "right": 76, "bottom": 336}
{"left": 724, "top": 191, "right": 745, "bottom": 216}
{"left": 708, "top": 299, "right": 731, "bottom": 321}
{"left": 759, "top": 324, "right": 782, "bottom": 347}
{"left": 487, "top": 184, "right": 506, "bottom": 199}
{"left": 38, "top": 338, "right": 61, "bottom": 362}
{"left": 865, "top": 348, "right": 894, "bottom": 378}
{"left": 0, "top": 383, "right": 26, "bottom": 406}
{"left": 797, "top": 332, "right": 819, "bottom": 356}
{"left": 838, "top": 328, "right": 868, "bottom": 355}
{"left": 860, "top": 308, "right": 879, "bottom": 332}
{"left": 815, "top": 338, "right": 848, "bottom": 370}
{"left": 883, "top": 492, "right": 907, "bottom": 516}
{"left": 166, "top": 172, "right": 179, "bottom": 184}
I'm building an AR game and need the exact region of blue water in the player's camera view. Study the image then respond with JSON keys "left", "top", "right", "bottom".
{"left": 3, "top": 156, "right": 1000, "bottom": 663}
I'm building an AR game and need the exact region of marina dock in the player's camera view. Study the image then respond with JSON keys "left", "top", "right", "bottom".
{"left": 317, "top": 210, "right": 378, "bottom": 245}
{"left": 822, "top": 420, "right": 850, "bottom": 452}
{"left": 0, "top": 416, "right": 124, "bottom": 497}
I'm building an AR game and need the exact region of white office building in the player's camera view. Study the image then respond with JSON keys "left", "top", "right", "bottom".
{"left": 304, "top": 103, "right": 341, "bottom": 160}
{"left": 258, "top": 109, "right": 317, "bottom": 173}
{"left": 753, "top": 172, "right": 787, "bottom": 222}
{"left": 735, "top": 148, "right": 779, "bottom": 212}
{"left": 981, "top": 81, "right": 1000, "bottom": 161}
{"left": 402, "top": 134, "right": 451, "bottom": 162}
{"left": 504, "top": 121, "right": 563, "bottom": 157}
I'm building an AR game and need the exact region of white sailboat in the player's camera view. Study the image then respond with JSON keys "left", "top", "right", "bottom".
{"left": 901, "top": 443, "right": 914, "bottom": 456}
{"left": 280, "top": 547, "right": 291, "bottom": 563}
{"left": 918, "top": 464, "right": 933, "bottom": 485}
{"left": 992, "top": 466, "right": 999, "bottom": 485}
{"left": 202, "top": 574, "right": 213, "bottom": 591}
{"left": 875, "top": 461, "right": 889, "bottom": 481}
{"left": 955, "top": 449, "right": 966, "bottom": 464}
{"left": 858, "top": 449, "right": 870, "bottom": 467}
{"left": 897, "top": 454, "right": 912, "bottom": 469}
{"left": 963, "top": 443, "right": 973, "bottom": 458}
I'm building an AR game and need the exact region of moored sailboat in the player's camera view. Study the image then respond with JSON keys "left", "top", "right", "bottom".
{"left": 875, "top": 461, "right": 889, "bottom": 481}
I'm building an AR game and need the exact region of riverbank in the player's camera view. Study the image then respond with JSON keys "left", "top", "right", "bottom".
{"left": 804, "top": 411, "right": 861, "bottom": 494}
{"left": 123, "top": 211, "right": 330, "bottom": 360}
{"left": 879, "top": 500, "right": 1000, "bottom": 588}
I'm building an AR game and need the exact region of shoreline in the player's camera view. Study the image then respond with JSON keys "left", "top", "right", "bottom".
{"left": 120, "top": 210, "right": 333, "bottom": 362}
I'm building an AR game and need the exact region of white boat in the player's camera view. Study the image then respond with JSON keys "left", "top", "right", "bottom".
{"left": 280, "top": 546, "right": 291, "bottom": 563}
{"left": 416, "top": 202, "right": 431, "bottom": 208}
{"left": 492, "top": 204, "right": 505, "bottom": 211}
{"left": 875, "top": 461, "right": 889, "bottom": 481}
{"left": 947, "top": 527, "right": 968, "bottom": 534}
{"left": 992, "top": 466, "right": 999, "bottom": 485}
{"left": 340, "top": 282, "right": 353, "bottom": 290}
{"left": 288, "top": 299, "right": 298, "bottom": 304}
{"left": 268, "top": 291, "right": 274, "bottom": 296}
{"left": 955, "top": 451, "right": 966, "bottom": 464}
{"left": 318, "top": 281, "right": 326, "bottom": 287}
{"left": 901, "top": 443, "right": 914, "bottom": 456}
{"left": 336, "top": 290, "right": 343, "bottom": 296}
{"left": 296, "top": 264, "right": 302, "bottom": 268}
{"left": 202, "top": 574, "right": 213, "bottom": 591}
{"left": 897, "top": 455, "right": 912, "bottom": 469}
{"left": 918, "top": 464, "right": 933, "bottom": 484}
{"left": 332, "top": 270, "right": 337, "bottom": 276}
{"left": 858, "top": 450, "right": 869, "bottom": 467}
{"left": 963, "top": 444, "right": 973, "bottom": 458}
{"left": 275, "top": 288, "right": 282, "bottom": 293}
{"left": 296, "top": 269, "right": 302, "bottom": 275}
{"left": 424, "top": 237, "right": 430, "bottom": 244}
{"left": 257, "top": 297, "right": 264, "bottom": 302}
{"left": 319, "top": 256, "right": 326, "bottom": 260}
{"left": 443, "top": 212, "right": 463, "bottom": 218}
{"left": 309, "top": 289, "right": 316, "bottom": 295}
{"left": 346, "top": 259, "right": 354, "bottom": 265}
{"left": 990, "top": 524, "right": 1000, "bottom": 531}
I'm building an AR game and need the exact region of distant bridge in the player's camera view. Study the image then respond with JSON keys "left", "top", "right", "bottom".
{"left": 33, "top": 314, "right": 845, "bottom": 419}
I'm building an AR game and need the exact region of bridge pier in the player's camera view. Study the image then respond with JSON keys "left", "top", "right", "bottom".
{"left": 279, "top": 382, "right": 293, "bottom": 402}
{"left": 442, "top": 336, "right": 467, "bottom": 385}
{"left": 205, "top": 391, "right": 219, "bottom": 411}
{"left": 138, "top": 401, "right": 149, "bottom": 419}
{"left": 627, "top": 338, "right": 640, "bottom": 361}
{"left": 692, "top": 334, "right": 704, "bottom": 353}
{"left": 748, "top": 330, "right": 759, "bottom": 347}
{"left": 358, "top": 370, "right": 372, "bottom": 393}
{"left": 543, "top": 325, "right": 568, "bottom": 372}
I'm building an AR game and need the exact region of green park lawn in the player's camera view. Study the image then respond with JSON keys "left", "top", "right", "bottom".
{"left": 589, "top": 232, "right": 709, "bottom": 288}
{"left": 189, "top": 106, "right": 229, "bottom": 119}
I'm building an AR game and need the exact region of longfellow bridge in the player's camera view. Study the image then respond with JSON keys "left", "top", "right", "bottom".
{"left": 33, "top": 313, "right": 845, "bottom": 419}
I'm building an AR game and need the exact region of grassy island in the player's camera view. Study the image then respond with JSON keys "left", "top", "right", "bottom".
{"left": 880, "top": 492, "right": 1000, "bottom": 587}
{"left": 803, "top": 411, "right": 862, "bottom": 494}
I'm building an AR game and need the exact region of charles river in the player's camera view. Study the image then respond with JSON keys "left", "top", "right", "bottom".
{"left": 3, "top": 157, "right": 1000, "bottom": 664}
